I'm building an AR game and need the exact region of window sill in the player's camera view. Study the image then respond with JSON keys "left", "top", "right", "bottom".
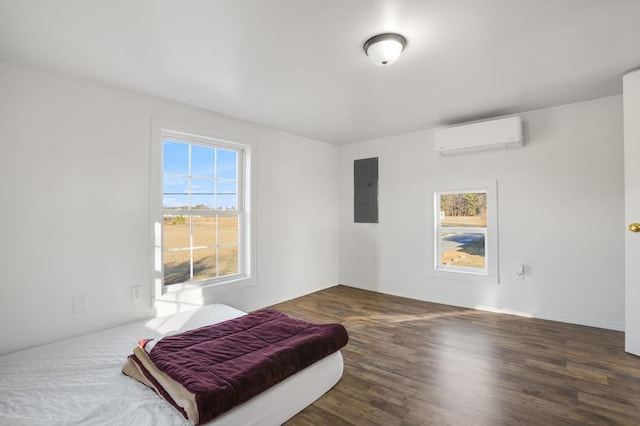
{"left": 154, "top": 275, "right": 257, "bottom": 302}
{"left": 429, "top": 268, "right": 499, "bottom": 285}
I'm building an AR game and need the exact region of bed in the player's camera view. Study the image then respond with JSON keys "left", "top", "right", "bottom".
{"left": 0, "top": 304, "right": 346, "bottom": 425}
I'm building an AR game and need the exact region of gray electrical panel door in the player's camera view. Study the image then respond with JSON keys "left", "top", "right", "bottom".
{"left": 354, "top": 157, "right": 378, "bottom": 223}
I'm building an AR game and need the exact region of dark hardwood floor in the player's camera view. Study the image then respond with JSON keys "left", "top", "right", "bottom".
{"left": 270, "top": 285, "right": 640, "bottom": 425}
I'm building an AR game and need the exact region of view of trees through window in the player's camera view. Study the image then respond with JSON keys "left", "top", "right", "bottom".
{"left": 438, "top": 191, "right": 487, "bottom": 270}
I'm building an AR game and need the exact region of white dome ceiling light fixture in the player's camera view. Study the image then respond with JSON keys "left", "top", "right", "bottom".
{"left": 363, "top": 33, "right": 407, "bottom": 66}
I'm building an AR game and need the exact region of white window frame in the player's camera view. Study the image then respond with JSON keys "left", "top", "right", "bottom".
{"left": 150, "top": 121, "right": 256, "bottom": 298}
{"left": 431, "top": 180, "right": 499, "bottom": 284}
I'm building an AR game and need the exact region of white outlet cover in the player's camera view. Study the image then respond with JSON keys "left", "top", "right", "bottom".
{"left": 131, "top": 286, "right": 142, "bottom": 303}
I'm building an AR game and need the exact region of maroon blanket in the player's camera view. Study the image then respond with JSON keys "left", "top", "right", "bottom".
{"left": 123, "top": 309, "right": 348, "bottom": 424}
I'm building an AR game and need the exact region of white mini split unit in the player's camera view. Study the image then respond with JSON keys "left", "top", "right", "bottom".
{"left": 434, "top": 116, "right": 523, "bottom": 155}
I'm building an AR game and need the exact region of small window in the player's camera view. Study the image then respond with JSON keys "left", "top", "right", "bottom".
{"left": 436, "top": 191, "right": 487, "bottom": 273}
{"left": 432, "top": 181, "right": 498, "bottom": 283}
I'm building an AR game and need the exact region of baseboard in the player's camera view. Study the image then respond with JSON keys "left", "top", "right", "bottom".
{"left": 338, "top": 282, "right": 624, "bottom": 332}
{"left": 473, "top": 305, "right": 624, "bottom": 331}
{"left": 245, "top": 281, "right": 340, "bottom": 313}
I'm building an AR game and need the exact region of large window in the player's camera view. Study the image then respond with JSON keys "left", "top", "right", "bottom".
{"left": 152, "top": 125, "right": 253, "bottom": 294}
{"left": 433, "top": 181, "right": 498, "bottom": 283}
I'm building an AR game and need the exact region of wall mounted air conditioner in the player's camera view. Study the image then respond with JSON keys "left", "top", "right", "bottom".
{"left": 434, "top": 116, "right": 523, "bottom": 155}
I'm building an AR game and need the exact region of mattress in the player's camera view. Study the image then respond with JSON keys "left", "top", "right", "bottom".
{"left": 0, "top": 304, "right": 344, "bottom": 425}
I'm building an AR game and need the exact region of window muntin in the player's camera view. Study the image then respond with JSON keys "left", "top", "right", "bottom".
{"left": 162, "top": 138, "right": 243, "bottom": 286}
{"left": 436, "top": 190, "right": 488, "bottom": 274}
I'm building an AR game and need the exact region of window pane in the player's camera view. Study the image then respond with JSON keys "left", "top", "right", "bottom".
{"left": 440, "top": 232, "right": 485, "bottom": 269}
{"left": 218, "top": 215, "right": 239, "bottom": 244}
{"left": 218, "top": 245, "right": 239, "bottom": 276}
{"left": 191, "top": 145, "right": 215, "bottom": 178}
{"left": 191, "top": 178, "right": 214, "bottom": 194}
{"left": 216, "top": 195, "right": 236, "bottom": 210}
{"left": 191, "top": 178, "right": 215, "bottom": 209}
{"left": 164, "top": 249, "right": 190, "bottom": 285}
{"left": 164, "top": 194, "right": 188, "bottom": 210}
{"left": 192, "top": 216, "right": 217, "bottom": 247}
{"left": 217, "top": 149, "right": 237, "bottom": 180}
{"left": 440, "top": 192, "right": 487, "bottom": 227}
{"left": 190, "top": 195, "right": 214, "bottom": 210}
{"left": 193, "top": 248, "right": 217, "bottom": 281}
{"left": 163, "top": 140, "right": 189, "bottom": 175}
{"left": 163, "top": 176, "right": 188, "bottom": 209}
{"left": 163, "top": 215, "right": 191, "bottom": 249}
{"left": 216, "top": 180, "right": 237, "bottom": 209}
{"left": 163, "top": 176, "right": 188, "bottom": 194}
{"left": 217, "top": 179, "right": 236, "bottom": 209}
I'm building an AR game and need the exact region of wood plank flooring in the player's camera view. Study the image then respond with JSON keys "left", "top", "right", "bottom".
{"left": 269, "top": 285, "right": 640, "bottom": 425}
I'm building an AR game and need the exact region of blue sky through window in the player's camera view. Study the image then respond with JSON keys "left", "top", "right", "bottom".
{"left": 163, "top": 140, "right": 238, "bottom": 209}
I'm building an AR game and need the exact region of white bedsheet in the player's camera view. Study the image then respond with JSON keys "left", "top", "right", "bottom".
{"left": 0, "top": 304, "right": 343, "bottom": 426}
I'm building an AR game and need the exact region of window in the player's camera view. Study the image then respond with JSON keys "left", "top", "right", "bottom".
{"left": 432, "top": 181, "right": 498, "bottom": 283}
{"left": 152, "top": 124, "right": 254, "bottom": 294}
{"left": 436, "top": 191, "right": 487, "bottom": 273}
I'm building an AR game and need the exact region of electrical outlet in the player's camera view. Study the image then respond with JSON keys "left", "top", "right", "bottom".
{"left": 131, "top": 286, "right": 142, "bottom": 303}
{"left": 72, "top": 294, "right": 88, "bottom": 314}
{"left": 515, "top": 264, "right": 525, "bottom": 279}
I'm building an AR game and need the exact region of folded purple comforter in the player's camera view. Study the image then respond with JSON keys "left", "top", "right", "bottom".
{"left": 123, "top": 309, "right": 348, "bottom": 424}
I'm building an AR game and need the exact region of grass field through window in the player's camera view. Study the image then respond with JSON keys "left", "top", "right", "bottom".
{"left": 163, "top": 215, "right": 239, "bottom": 285}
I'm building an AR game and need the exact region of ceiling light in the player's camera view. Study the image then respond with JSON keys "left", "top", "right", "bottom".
{"left": 363, "top": 33, "right": 407, "bottom": 66}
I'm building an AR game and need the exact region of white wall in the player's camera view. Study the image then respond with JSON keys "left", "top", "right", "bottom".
{"left": 339, "top": 96, "right": 625, "bottom": 330}
{"left": 0, "top": 57, "right": 625, "bottom": 355}
{"left": 0, "top": 60, "right": 339, "bottom": 355}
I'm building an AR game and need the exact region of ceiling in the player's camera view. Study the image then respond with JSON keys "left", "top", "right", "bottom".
{"left": 1, "top": 0, "right": 639, "bottom": 145}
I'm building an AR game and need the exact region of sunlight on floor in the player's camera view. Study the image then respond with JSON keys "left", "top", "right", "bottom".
{"left": 345, "top": 308, "right": 492, "bottom": 324}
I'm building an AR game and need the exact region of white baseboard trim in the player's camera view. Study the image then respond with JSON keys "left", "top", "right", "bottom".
{"left": 244, "top": 281, "right": 340, "bottom": 313}
{"left": 473, "top": 305, "right": 624, "bottom": 331}
{"left": 338, "top": 282, "right": 624, "bottom": 332}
